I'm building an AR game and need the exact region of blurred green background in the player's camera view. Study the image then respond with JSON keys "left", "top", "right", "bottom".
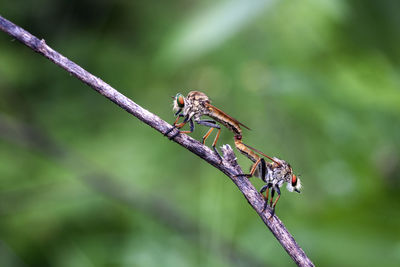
{"left": 1, "top": 0, "right": 400, "bottom": 266}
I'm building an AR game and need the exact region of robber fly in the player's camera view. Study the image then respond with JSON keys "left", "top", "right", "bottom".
{"left": 165, "top": 91, "right": 260, "bottom": 162}
{"left": 243, "top": 144, "right": 301, "bottom": 219}
{"left": 165, "top": 91, "right": 301, "bottom": 217}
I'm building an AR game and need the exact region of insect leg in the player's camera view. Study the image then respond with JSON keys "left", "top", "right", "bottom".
{"left": 196, "top": 120, "right": 220, "bottom": 129}
{"left": 269, "top": 186, "right": 281, "bottom": 219}
{"left": 179, "top": 118, "right": 194, "bottom": 134}
{"left": 173, "top": 114, "right": 184, "bottom": 125}
{"left": 164, "top": 114, "right": 185, "bottom": 136}
{"left": 211, "top": 128, "right": 223, "bottom": 163}
{"left": 196, "top": 120, "right": 223, "bottom": 162}
{"left": 235, "top": 158, "right": 263, "bottom": 178}
{"left": 198, "top": 120, "right": 218, "bottom": 144}
{"left": 174, "top": 109, "right": 182, "bottom": 116}
{"left": 269, "top": 188, "right": 275, "bottom": 208}
{"left": 202, "top": 127, "right": 215, "bottom": 144}
{"left": 212, "top": 128, "right": 221, "bottom": 148}
{"left": 167, "top": 116, "right": 192, "bottom": 140}
{"left": 260, "top": 182, "right": 271, "bottom": 211}
{"left": 175, "top": 116, "right": 190, "bottom": 129}
{"left": 171, "top": 117, "right": 193, "bottom": 139}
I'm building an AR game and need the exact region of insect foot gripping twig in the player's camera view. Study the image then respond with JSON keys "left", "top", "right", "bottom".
{"left": 220, "top": 145, "right": 314, "bottom": 267}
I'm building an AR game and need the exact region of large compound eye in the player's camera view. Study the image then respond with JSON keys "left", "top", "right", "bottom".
{"left": 176, "top": 93, "right": 185, "bottom": 108}
{"left": 291, "top": 174, "right": 297, "bottom": 187}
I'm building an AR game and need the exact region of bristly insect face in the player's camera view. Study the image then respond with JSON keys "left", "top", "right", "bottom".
{"left": 173, "top": 93, "right": 185, "bottom": 112}
{"left": 269, "top": 157, "right": 301, "bottom": 193}
{"left": 287, "top": 173, "right": 302, "bottom": 193}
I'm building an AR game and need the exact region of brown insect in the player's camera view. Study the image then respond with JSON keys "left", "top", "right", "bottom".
{"left": 245, "top": 144, "right": 301, "bottom": 218}
{"left": 165, "top": 91, "right": 301, "bottom": 218}
{"left": 165, "top": 91, "right": 259, "bottom": 163}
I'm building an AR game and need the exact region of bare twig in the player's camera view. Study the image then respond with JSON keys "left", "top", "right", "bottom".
{"left": 0, "top": 15, "right": 314, "bottom": 266}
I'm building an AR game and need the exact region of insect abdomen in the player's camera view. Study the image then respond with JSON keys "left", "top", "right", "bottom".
{"left": 234, "top": 137, "right": 260, "bottom": 163}
{"left": 208, "top": 110, "right": 242, "bottom": 136}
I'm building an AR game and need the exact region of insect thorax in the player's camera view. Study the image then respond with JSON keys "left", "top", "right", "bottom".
{"left": 184, "top": 91, "right": 212, "bottom": 119}
{"left": 266, "top": 159, "right": 293, "bottom": 186}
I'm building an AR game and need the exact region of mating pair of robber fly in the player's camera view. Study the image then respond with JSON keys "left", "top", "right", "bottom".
{"left": 165, "top": 91, "right": 301, "bottom": 218}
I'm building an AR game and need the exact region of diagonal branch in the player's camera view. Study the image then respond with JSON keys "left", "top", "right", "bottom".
{"left": 0, "top": 15, "right": 314, "bottom": 266}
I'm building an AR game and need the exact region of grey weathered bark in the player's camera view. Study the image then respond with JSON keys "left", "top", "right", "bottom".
{"left": 0, "top": 15, "right": 314, "bottom": 266}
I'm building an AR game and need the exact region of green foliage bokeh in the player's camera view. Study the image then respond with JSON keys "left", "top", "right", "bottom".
{"left": 1, "top": 0, "right": 400, "bottom": 266}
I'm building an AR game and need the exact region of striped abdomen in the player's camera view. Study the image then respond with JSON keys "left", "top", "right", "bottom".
{"left": 205, "top": 104, "right": 248, "bottom": 137}
{"left": 234, "top": 137, "right": 261, "bottom": 163}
